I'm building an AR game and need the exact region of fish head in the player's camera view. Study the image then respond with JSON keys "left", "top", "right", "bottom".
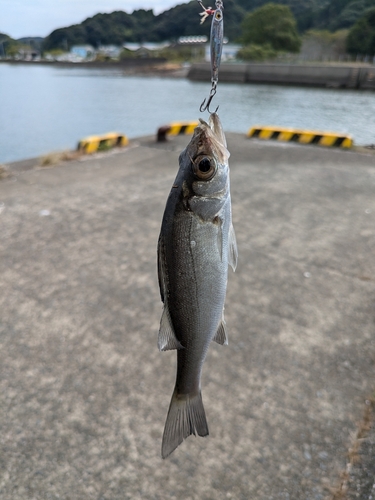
{"left": 179, "top": 113, "right": 230, "bottom": 220}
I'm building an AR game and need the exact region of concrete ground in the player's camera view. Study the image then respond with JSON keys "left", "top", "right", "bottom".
{"left": 0, "top": 133, "right": 374, "bottom": 500}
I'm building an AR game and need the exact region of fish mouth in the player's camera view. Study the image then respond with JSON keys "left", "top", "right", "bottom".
{"left": 188, "top": 113, "right": 229, "bottom": 164}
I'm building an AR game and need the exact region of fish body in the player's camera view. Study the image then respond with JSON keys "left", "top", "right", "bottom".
{"left": 157, "top": 113, "right": 237, "bottom": 458}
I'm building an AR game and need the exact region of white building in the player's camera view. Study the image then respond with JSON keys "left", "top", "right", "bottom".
{"left": 205, "top": 43, "right": 241, "bottom": 62}
{"left": 70, "top": 45, "right": 95, "bottom": 60}
{"left": 123, "top": 42, "right": 171, "bottom": 55}
{"left": 97, "top": 45, "right": 122, "bottom": 59}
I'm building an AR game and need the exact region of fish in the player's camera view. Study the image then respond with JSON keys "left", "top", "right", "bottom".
{"left": 157, "top": 113, "right": 237, "bottom": 459}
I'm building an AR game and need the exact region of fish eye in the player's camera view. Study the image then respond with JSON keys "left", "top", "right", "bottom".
{"left": 199, "top": 158, "right": 211, "bottom": 172}
{"left": 193, "top": 155, "right": 217, "bottom": 180}
{"left": 215, "top": 11, "right": 222, "bottom": 20}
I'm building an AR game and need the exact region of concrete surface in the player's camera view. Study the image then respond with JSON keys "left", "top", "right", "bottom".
{"left": 0, "top": 134, "right": 375, "bottom": 500}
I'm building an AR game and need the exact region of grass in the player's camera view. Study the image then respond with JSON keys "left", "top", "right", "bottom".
{"left": 0, "top": 164, "right": 9, "bottom": 179}
{"left": 328, "top": 393, "right": 375, "bottom": 499}
{"left": 39, "top": 150, "right": 82, "bottom": 167}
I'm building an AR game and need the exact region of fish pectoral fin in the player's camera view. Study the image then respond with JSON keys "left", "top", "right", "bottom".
{"left": 213, "top": 317, "right": 228, "bottom": 345}
{"left": 228, "top": 223, "right": 238, "bottom": 272}
{"left": 217, "top": 217, "right": 223, "bottom": 261}
{"left": 158, "top": 304, "right": 184, "bottom": 351}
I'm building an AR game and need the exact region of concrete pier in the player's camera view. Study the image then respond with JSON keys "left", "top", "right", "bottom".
{"left": 1, "top": 134, "right": 375, "bottom": 499}
{"left": 188, "top": 62, "right": 375, "bottom": 90}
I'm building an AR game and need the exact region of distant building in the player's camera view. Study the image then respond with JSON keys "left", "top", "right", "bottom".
{"left": 123, "top": 42, "right": 170, "bottom": 57}
{"left": 70, "top": 45, "right": 95, "bottom": 60}
{"left": 205, "top": 42, "right": 241, "bottom": 62}
{"left": 178, "top": 36, "right": 208, "bottom": 45}
{"left": 17, "top": 48, "right": 40, "bottom": 61}
{"left": 97, "top": 45, "right": 122, "bottom": 59}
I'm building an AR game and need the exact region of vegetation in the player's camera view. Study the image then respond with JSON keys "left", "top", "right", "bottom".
{"left": 0, "top": 33, "right": 20, "bottom": 57}
{"left": 346, "top": 7, "right": 375, "bottom": 55}
{"left": 302, "top": 29, "right": 349, "bottom": 60}
{"left": 2, "top": 0, "right": 374, "bottom": 59}
{"left": 0, "top": 33, "right": 43, "bottom": 58}
{"left": 43, "top": 1, "right": 244, "bottom": 50}
{"left": 41, "top": 0, "right": 375, "bottom": 53}
{"left": 236, "top": 0, "right": 318, "bottom": 32}
{"left": 240, "top": 4, "right": 301, "bottom": 52}
{"left": 236, "top": 0, "right": 375, "bottom": 32}
{"left": 311, "top": 0, "right": 375, "bottom": 31}
{"left": 237, "top": 43, "right": 277, "bottom": 61}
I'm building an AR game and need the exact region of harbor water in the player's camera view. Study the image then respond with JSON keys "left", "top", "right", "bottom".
{"left": 1, "top": 63, "right": 375, "bottom": 163}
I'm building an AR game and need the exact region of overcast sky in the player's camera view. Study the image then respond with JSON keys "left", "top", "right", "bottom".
{"left": 2, "top": 0, "right": 188, "bottom": 39}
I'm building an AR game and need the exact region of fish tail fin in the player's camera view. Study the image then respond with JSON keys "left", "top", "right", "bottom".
{"left": 161, "top": 388, "right": 209, "bottom": 459}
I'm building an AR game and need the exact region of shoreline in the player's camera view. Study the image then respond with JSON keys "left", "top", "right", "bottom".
{"left": 0, "top": 58, "right": 189, "bottom": 78}
{"left": 2, "top": 59, "right": 375, "bottom": 85}
{"left": 3, "top": 59, "right": 375, "bottom": 88}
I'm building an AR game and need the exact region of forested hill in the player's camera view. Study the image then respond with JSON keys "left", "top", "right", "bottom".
{"left": 43, "top": 0, "right": 375, "bottom": 50}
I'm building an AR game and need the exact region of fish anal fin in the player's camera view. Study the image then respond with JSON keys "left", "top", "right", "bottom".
{"left": 228, "top": 223, "right": 238, "bottom": 271}
{"left": 213, "top": 317, "right": 228, "bottom": 345}
{"left": 158, "top": 305, "right": 183, "bottom": 351}
{"left": 162, "top": 389, "right": 209, "bottom": 459}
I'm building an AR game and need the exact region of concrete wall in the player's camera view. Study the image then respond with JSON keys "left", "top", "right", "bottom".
{"left": 188, "top": 62, "right": 375, "bottom": 90}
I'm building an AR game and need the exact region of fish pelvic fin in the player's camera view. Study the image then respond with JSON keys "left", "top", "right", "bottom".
{"left": 213, "top": 316, "right": 228, "bottom": 345}
{"left": 161, "top": 389, "right": 209, "bottom": 459}
{"left": 158, "top": 304, "right": 184, "bottom": 351}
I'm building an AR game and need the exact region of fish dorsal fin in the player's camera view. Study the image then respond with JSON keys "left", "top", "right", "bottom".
{"left": 213, "top": 315, "right": 228, "bottom": 345}
{"left": 209, "top": 112, "right": 227, "bottom": 148}
{"left": 228, "top": 223, "right": 238, "bottom": 272}
{"left": 158, "top": 304, "right": 184, "bottom": 351}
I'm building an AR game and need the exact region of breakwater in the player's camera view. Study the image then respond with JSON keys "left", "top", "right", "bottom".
{"left": 188, "top": 62, "right": 375, "bottom": 90}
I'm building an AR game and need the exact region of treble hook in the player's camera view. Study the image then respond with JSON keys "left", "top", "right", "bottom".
{"left": 199, "top": 82, "right": 219, "bottom": 113}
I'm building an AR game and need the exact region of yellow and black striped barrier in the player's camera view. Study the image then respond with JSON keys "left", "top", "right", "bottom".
{"left": 157, "top": 122, "right": 199, "bottom": 142}
{"left": 168, "top": 122, "right": 199, "bottom": 135}
{"left": 77, "top": 132, "right": 129, "bottom": 154}
{"left": 247, "top": 126, "right": 353, "bottom": 149}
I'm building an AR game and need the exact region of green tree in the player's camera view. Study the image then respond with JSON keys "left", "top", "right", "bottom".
{"left": 346, "top": 6, "right": 375, "bottom": 54}
{"left": 315, "top": 0, "right": 375, "bottom": 30}
{"left": 237, "top": 42, "right": 277, "bottom": 60}
{"left": 241, "top": 3, "right": 301, "bottom": 52}
{"left": 0, "top": 33, "right": 21, "bottom": 58}
{"left": 236, "top": 0, "right": 319, "bottom": 31}
{"left": 240, "top": 3, "right": 302, "bottom": 52}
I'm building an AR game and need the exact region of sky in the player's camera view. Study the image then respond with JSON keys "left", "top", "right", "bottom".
{"left": 1, "top": 0, "right": 188, "bottom": 39}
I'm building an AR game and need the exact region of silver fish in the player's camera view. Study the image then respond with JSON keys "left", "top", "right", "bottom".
{"left": 157, "top": 113, "right": 237, "bottom": 459}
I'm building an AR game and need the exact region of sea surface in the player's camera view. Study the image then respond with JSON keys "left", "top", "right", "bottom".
{"left": 1, "top": 63, "right": 375, "bottom": 163}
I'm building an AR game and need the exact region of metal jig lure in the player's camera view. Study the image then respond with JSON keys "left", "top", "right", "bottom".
{"left": 197, "top": 0, "right": 224, "bottom": 113}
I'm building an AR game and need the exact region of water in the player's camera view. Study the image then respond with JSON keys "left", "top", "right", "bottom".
{"left": 1, "top": 63, "right": 375, "bottom": 163}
